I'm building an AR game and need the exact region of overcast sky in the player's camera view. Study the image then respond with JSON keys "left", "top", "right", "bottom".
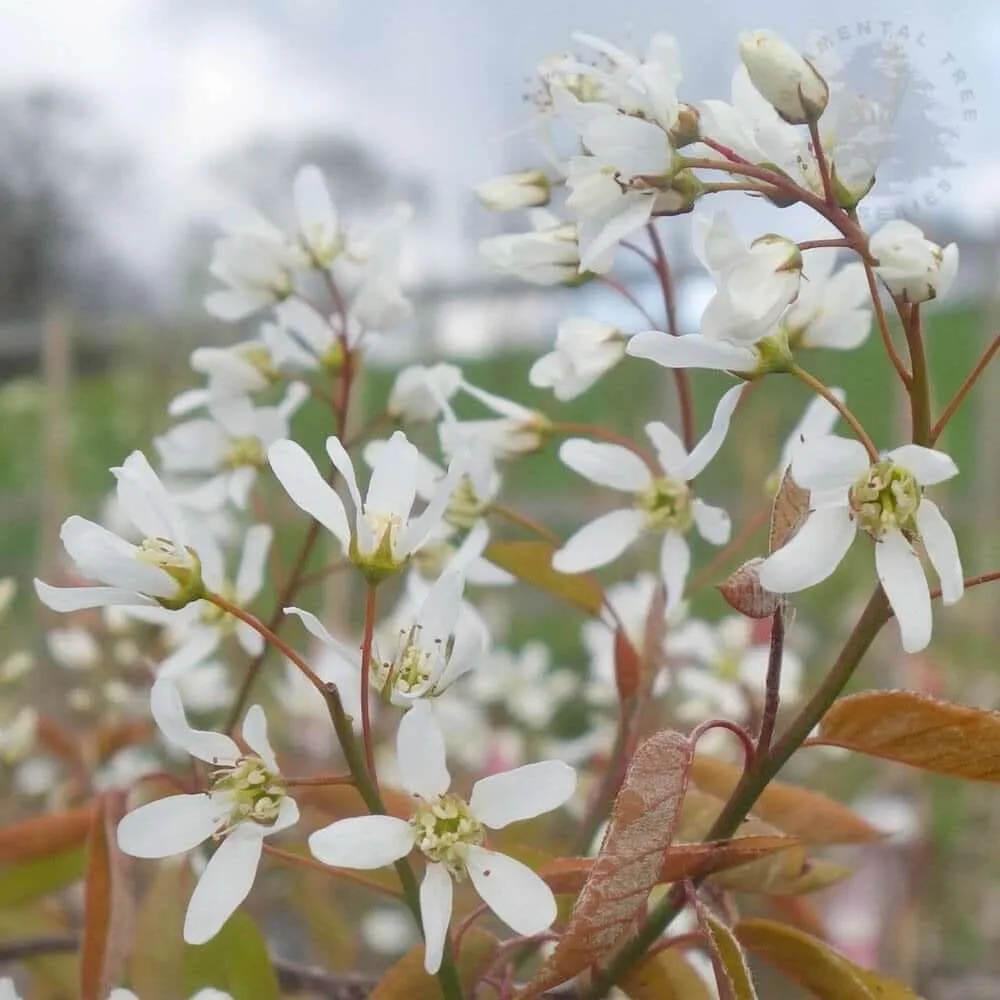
{"left": 5, "top": 0, "right": 1000, "bottom": 289}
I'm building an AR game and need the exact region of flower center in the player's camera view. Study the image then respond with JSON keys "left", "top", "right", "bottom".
{"left": 211, "top": 755, "right": 286, "bottom": 834}
{"left": 238, "top": 344, "right": 278, "bottom": 381}
{"left": 635, "top": 476, "right": 693, "bottom": 533}
{"left": 136, "top": 538, "right": 204, "bottom": 608}
{"left": 411, "top": 793, "right": 486, "bottom": 879}
{"left": 374, "top": 628, "right": 448, "bottom": 701}
{"left": 223, "top": 436, "right": 266, "bottom": 470}
{"left": 849, "top": 460, "right": 920, "bottom": 540}
{"left": 446, "top": 476, "right": 487, "bottom": 530}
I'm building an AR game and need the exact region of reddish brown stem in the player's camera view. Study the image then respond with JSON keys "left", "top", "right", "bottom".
{"left": 931, "top": 332, "right": 1000, "bottom": 443}
{"left": 359, "top": 585, "right": 379, "bottom": 786}
{"left": 862, "top": 261, "right": 912, "bottom": 387}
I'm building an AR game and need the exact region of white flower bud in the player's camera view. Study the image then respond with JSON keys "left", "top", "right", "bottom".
{"left": 738, "top": 29, "right": 829, "bottom": 125}
{"left": 474, "top": 170, "right": 551, "bottom": 211}
{"left": 869, "top": 220, "right": 959, "bottom": 304}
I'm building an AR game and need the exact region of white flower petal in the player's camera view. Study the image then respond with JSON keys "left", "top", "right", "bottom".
{"left": 34, "top": 581, "right": 153, "bottom": 612}
{"left": 886, "top": 445, "right": 958, "bottom": 486}
{"left": 558, "top": 439, "right": 651, "bottom": 492}
{"left": 790, "top": 435, "right": 870, "bottom": 493}
{"left": 235, "top": 524, "right": 273, "bottom": 602}
{"left": 366, "top": 431, "right": 419, "bottom": 518}
{"left": 268, "top": 440, "right": 350, "bottom": 549}
{"left": 183, "top": 825, "right": 264, "bottom": 944}
{"left": 469, "top": 761, "right": 576, "bottom": 829}
{"left": 917, "top": 499, "right": 964, "bottom": 606}
{"left": 283, "top": 607, "right": 361, "bottom": 673}
{"left": 294, "top": 164, "right": 337, "bottom": 249}
{"left": 465, "top": 846, "right": 557, "bottom": 935}
{"left": 150, "top": 677, "right": 240, "bottom": 765}
{"left": 876, "top": 529, "right": 932, "bottom": 653}
{"left": 397, "top": 701, "right": 450, "bottom": 799}
{"left": 692, "top": 499, "right": 731, "bottom": 545}
{"left": 552, "top": 509, "right": 645, "bottom": 574}
{"left": 643, "top": 422, "right": 688, "bottom": 478}
{"left": 324, "top": 436, "right": 364, "bottom": 517}
{"left": 627, "top": 331, "right": 757, "bottom": 371}
{"left": 660, "top": 530, "right": 691, "bottom": 612}
{"left": 419, "top": 862, "right": 453, "bottom": 975}
{"left": 117, "top": 794, "right": 221, "bottom": 858}
{"left": 308, "top": 815, "right": 415, "bottom": 869}
{"left": 757, "top": 504, "right": 855, "bottom": 593}
{"left": 680, "top": 385, "right": 742, "bottom": 480}
{"left": 241, "top": 705, "right": 277, "bottom": 770}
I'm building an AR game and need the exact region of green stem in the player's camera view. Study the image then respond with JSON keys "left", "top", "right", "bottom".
{"left": 321, "top": 684, "right": 465, "bottom": 1000}
{"left": 582, "top": 587, "right": 891, "bottom": 998}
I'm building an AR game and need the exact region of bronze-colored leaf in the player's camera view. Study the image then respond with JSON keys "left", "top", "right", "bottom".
{"left": 736, "top": 918, "right": 923, "bottom": 998}
{"left": 813, "top": 690, "right": 1000, "bottom": 781}
{"left": 517, "top": 730, "right": 694, "bottom": 998}
{"left": 769, "top": 469, "right": 810, "bottom": 554}
{"left": 614, "top": 629, "right": 642, "bottom": 702}
{"left": 485, "top": 540, "right": 604, "bottom": 616}
{"left": 718, "top": 559, "right": 781, "bottom": 619}
{"left": 0, "top": 804, "right": 94, "bottom": 864}
{"left": 369, "top": 928, "right": 497, "bottom": 1000}
{"left": 620, "top": 949, "right": 714, "bottom": 999}
{"left": 81, "top": 791, "right": 133, "bottom": 1000}
{"left": 538, "top": 836, "right": 798, "bottom": 895}
{"left": 690, "top": 756, "right": 882, "bottom": 845}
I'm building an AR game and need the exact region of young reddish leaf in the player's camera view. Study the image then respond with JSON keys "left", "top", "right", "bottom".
{"left": 620, "top": 949, "right": 714, "bottom": 999}
{"left": 695, "top": 904, "right": 759, "bottom": 1000}
{"left": 81, "top": 791, "right": 133, "bottom": 1000}
{"left": 485, "top": 540, "right": 605, "bottom": 616}
{"left": 769, "top": 470, "right": 811, "bottom": 554}
{"left": 369, "top": 928, "right": 497, "bottom": 1000}
{"left": 538, "top": 836, "right": 799, "bottom": 895}
{"left": 690, "top": 756, "right": 882, "bottom": 845}
{"left": 517, "top": 730, "right": 694, "bottom": 998}
{"left": 718, "top": 559, "right": 781, "bottom": 619}
{"left": 736, "top": 918, "right": 922, "bottom": 998}
{"left": 813, "top": 690, "right": 1000, "bottom": 781}
{"left": 614, "top": 629, "right": 642, "bottom": 702}
{"left": 0, "top": 804, "right": 95, "bottom": 864}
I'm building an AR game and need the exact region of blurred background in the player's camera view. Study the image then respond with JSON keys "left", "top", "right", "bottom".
{"left": 2, "top": 2, "right": 1000, "bottom": 996}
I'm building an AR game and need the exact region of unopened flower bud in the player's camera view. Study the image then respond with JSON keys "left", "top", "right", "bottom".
{"left": 669, "top": 104, "right": 701, "bottom": 148}
{"left": 869, "top": 220, "right": 959, "bottom": 304}
{"left": 653, "top": 170, "right": 704, "bottom": 217}
{"left": 474, "top": 170, "right": 552, "bottom": 212}
{"left": 739, "top": 30, "right": 829, "bottom": 125}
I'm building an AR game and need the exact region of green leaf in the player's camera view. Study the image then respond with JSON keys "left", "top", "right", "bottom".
{"left": 184, "top": 911, "right": 280, "bottom": 1000}
{"left": 485, "top": 539, "right": 604, "bottom": 615}
{"left": 128, "top": 860, "right": 191, "bottom": 1000}
{"left": 0, "top": 847, "right": 85, "bottom": 906}
{"left": 369, "top": 928, "right": 497, "bottom": 999}
{"left": 736, "top": 918, "right": 922, "bottom": 998}
{"left": 698, "top": 906, "right": 759, "bottom": 999}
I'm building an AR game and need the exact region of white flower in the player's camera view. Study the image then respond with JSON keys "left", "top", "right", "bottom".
{"left": 439, "top": 380, "right": 549, "bottom": 463}
{"left": 204, "top": 204, "right": 300, "bottom": 321}
{"left": 268, "top": 430, "right": 458, "bottom": 580}
{"left": 35, "top": 452, "right": 204, "bottom": 613}
{"left": 168, "top": 338, "right": 280, "bottom": 417}
{"left": 117, "top": 679, "right": 298, "bottom": 944}
{"left": 553, "top": 385, "right": 742, "bottom": 608}
{"left": 529, "top": 318, "right": 627, "bottom": 400}
{"left": 474, "top": 170, "right": 551, "bottom": 211}
{"left": 293, "top": 164, "right": 344, "bottom": 267}
{"left": 479, "top": 210, "right": 582, "bottom": 286}
{"left": 388, "top": 364, "right": 464, "bottom": 423}
{"left": 667, "top": 615, "right": 803, "bottom": 723}
{"left": 782, "top": 252, "right": 870, "bottom": 351}
{"left": 344, "top": 203, "right": 413, "bottom": 332}
{"left": 270, "top": 299, "right": 361, "bottom": 374}
{"left": 156, "top": 385, "right": 308, "bottom": 510}
{"left": 757, "top": 437, "right": 964, "bottom": 652}
{"left": 466, "top": 641, "right": 575, "bottom": 730}
{"left": 627, "top": 213, "right": 801, "bottom": 375}
{"left": 869, "top": 220, "right": 959, "bottom": 303}
{"left": 308, "top": 703, "right": 576, "bottom": 973}
{"left": 771, "top": 388, "right": 844, "bottom": 489}
{"left": 287, "top": 569, "right": 487, "bottom": 707}
{"left": 124, "top": 523, "right": 273, "bottom": 659}
{"left": 738, "top": 30, "right": 829, "bottom": 124}
{"left": 0, "top": 707, "right": 38, "bottom": 763}
{"left": 0, "top": 980, "right": 21, "bottom": 1000}
{"left": 46, "top": 627, "right": 100, "bottom": 671}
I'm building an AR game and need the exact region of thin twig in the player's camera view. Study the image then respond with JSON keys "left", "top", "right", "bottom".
{"left": 756, "top": 607, "right": 785, "bottom": 756}
{"left": 862, "top": 262, "right": 912, "bottom": 387}
{"left": 359, "top": 585, "right": 380, "bottom": 786}
{"left": 931, "top": 332, "right": 1000, "bottom": 443}
{"left": 790, "top": 364, "right": 879, "bottom": 460}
